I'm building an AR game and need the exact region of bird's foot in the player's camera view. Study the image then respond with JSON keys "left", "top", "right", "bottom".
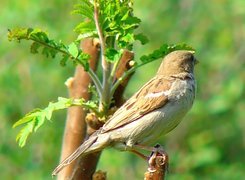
{"left": 147, "top": 144, "right": 169, "bottom": 173}
{"left": 128, "top": 143, "right": 169, "bottom": 172}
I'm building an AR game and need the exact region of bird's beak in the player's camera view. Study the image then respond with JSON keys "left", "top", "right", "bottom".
{"left": 187, "top": 51, "right": 199, "bottom": 64}
{"left": 194, "top": 57, "right": 199, "bottom": 65}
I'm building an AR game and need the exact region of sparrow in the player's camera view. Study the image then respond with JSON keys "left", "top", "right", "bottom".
{"left": 52, "top": 50, "right": 198, "bottom": 176}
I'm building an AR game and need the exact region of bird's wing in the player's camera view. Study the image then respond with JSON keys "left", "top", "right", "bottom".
{"left": 101, "top": 76, "right": 174, "bottom": 133}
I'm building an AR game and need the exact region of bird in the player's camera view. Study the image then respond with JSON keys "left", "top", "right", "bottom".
{"left": 52, "top": 50, "right": 198, "bottom": 176}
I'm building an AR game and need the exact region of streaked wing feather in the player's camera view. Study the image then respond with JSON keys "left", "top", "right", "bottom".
{"left": 101, "top": 77, "right": 173, "bottom": 133}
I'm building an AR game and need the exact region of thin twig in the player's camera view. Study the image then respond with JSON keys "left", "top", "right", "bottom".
{"left": 109, "top": 53, "right": 123, "bottom": 83}
{"left": 94, "top": 1, "right": 106, "bottom": 70}
{"left": 88, "top": 68, "right": 103, "bottom": 98}
{"left": 111, "top": 65, "right": 136, "bottom": 96}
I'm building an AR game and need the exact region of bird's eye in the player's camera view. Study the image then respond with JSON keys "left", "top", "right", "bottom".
{"left": 191, "top": 54, "right": 195, "bottom": 62}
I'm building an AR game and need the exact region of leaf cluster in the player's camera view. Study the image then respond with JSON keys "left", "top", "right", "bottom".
{"left": 8, "top": 28, "right": 90, "bottom": 70}
{"left": 73, "top": 0, "right": 97, "bottom": 40}
{"left": 74, "top": 0, "right": 149, "bottom": 63}
{"left": 13, "top": 97, "right": 99, "bottom": 147}
{"left": 98, "top": 0, "right": 146, "bottom": 48}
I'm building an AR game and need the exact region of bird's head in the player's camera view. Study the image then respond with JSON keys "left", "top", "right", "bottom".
{"left": 157, "top": 50, "right": 198, "bottom": 76}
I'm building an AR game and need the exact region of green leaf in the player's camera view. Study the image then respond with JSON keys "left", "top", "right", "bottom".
{"left": 76, "top": 53, "right": 90, "bottom": 71}
{"left": 8, "top": 27, "right": 91, "bottom": 70}
{"left": 96, "top": 0, "right": 141, "bottom": 48}
{"left": 122, "top": 16, "right": 141, "bottom": 29}
{"left": 8, "top": 28, "right": 33, "bottom": 41}
{"left": 119, "top": 33, "right": 135, "bottom": 44}
{"left": 72, "top": 0, "right": 94, "bottom": 20}
{"left": 29, "top": 28, "right": 49, "bottom": 42}
{"left": 16, "top": 121, "right": 35, "bottom": 147}
{"left": 8, "top": 28, "right": 61, "bottom": 58}
{"left": 139, "top": 43, "right": 195, "bottom": 63}
{"left": 60, "top": 54, "right": 69, "bottom": 66}
{"left": 30, "top": 42, "right": 41, "bottom": 54}
{"left": 76, "top": 31, "right": 97, "bottom": 41}
{"left": 134, "top": 33, "right": 149, "bottom": 45}
{"left": 13, "top": 109, "right": 41, "bottom": 128}
{"left": 68, "top": 42, "right": 79, "bottom": 58}
{"left": 72, "top": 0, "right": 96, "bottom": 40}
{"left": 82, "top": 100, "right": 100, "bottom": 111}
{"left": 33, "top": 115, "right": 46, "bottom": 132}
{"left": 105, "top": 48, "right": 120, "bottom": 62}
{"left": 74, "top": 21, "right": 96, "bottom": 34}
{"left": 13, "top": 97, "right": 99, "bottom": 147}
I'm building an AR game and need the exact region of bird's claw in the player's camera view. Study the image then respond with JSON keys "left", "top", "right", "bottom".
{"left": 147, "top": 144, "right": 169, "bottom": 173}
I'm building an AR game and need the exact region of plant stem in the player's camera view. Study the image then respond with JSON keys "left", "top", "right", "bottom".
{"left": 111, "top": 65, "right": 136, "bottom": 96}
{"left": 94, "top": 0, "right": 111, "bottom": 111}
{"left": 109, "top": 56, "right": 121, "bottom": 82}
{"left": 29, "top": 37, "right": 68, "bottom": 56}
{"left": 71, "top": 99, "right": 101, "bottom": 117}
{"left": 88, "top": 68, "right": 103, "bottom": 98}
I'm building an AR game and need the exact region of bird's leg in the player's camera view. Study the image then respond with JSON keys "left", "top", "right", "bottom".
{"left": 128, "top": 144, "right": 168, "bottom": 160}
{"left": 122, "top": 143, "right": 148, "bottom": 160}
{"left": 128, "top": 149, "right": 148, "bottom": 160}
{"left": 131, "top": 144, "right": 168, "bottom": 172}
{"left": 133, "top": 143, "right": 166, "bottom": 155}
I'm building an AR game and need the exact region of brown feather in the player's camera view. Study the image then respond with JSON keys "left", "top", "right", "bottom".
{"left": 101, "top": 76, "right": 173, "bottom": 133}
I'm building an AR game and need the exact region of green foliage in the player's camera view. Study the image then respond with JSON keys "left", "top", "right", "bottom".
{"left": 72, "top": 0, "right": 94, "bottom": 21}
{"left": 8, "top": 28, "right": 90, "bottom": 69}
{"left": 73, "top": 0, "right": 145, "bottom": 49}
{"left": 72, "top": 0, "right": 95, "bottom": 38}
{"left": 98, "top": 0, "right": 143, "bottom": 48}
{"left": 105, "top": 48, "right": 123, "bottom": 62}
{"left": 13, "top": 97, "right": 99, "bottom": 147}
{"left": 134, "top": 33, "right": 149, "bottom": 45}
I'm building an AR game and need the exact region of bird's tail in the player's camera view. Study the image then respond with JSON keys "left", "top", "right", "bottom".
{"left": 52, "top": 133, "right": 99, "bottom": 176}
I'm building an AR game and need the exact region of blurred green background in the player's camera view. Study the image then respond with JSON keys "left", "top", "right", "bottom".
{"left": 1, "top": 0, "right": 244, "bottom": 179}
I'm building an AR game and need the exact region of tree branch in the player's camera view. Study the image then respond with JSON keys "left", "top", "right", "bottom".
{"left": 144, "top": 150, "right": 168, "bottom": 180}
{"left": 113, "top": 50, "right": 134, "bottom": 106}
{"left": 57, "top": 38, "right": 99, "bottom": 180}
